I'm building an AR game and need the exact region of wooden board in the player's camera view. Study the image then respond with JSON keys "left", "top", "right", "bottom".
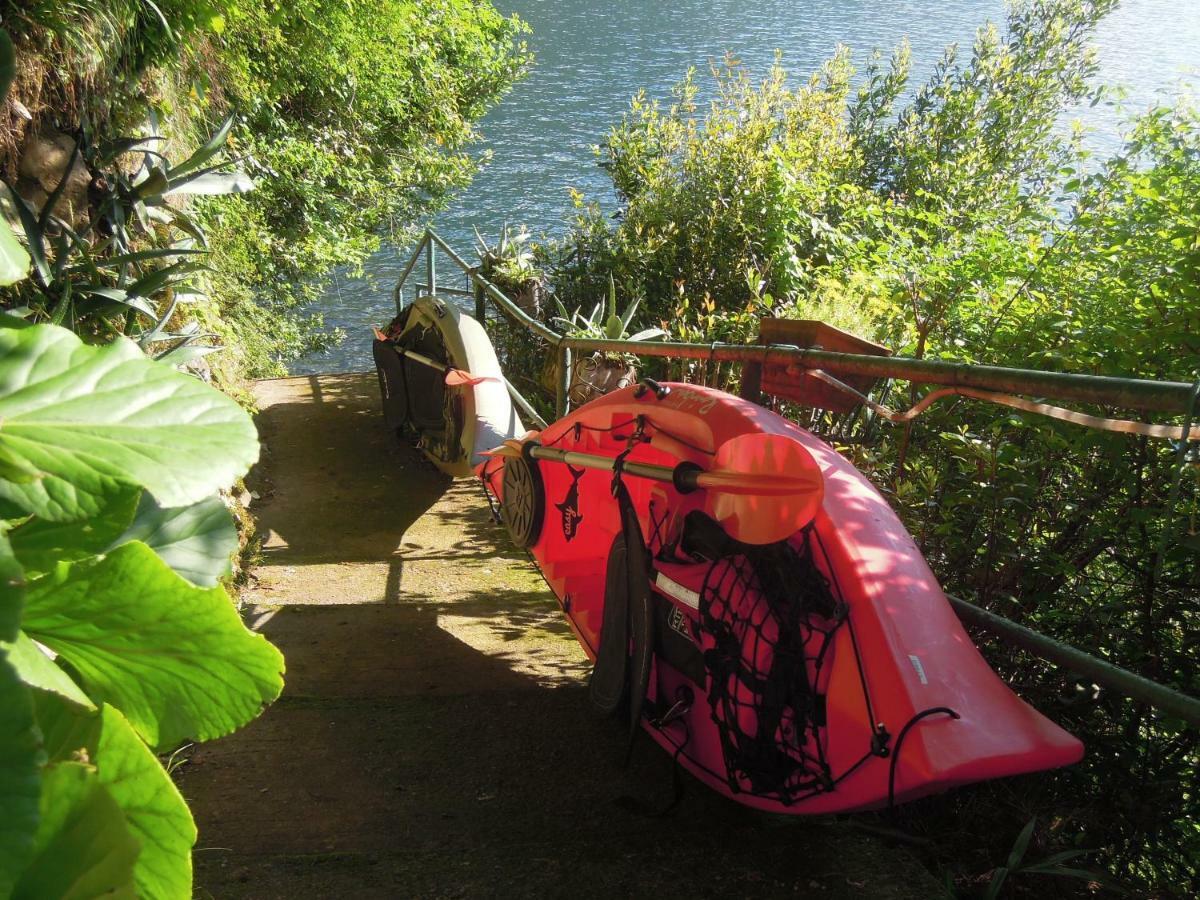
{"left": 743, "top": 319, "right": 892, "bottom": 413}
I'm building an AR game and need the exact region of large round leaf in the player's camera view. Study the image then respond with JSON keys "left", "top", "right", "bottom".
{"left": 34, "top": 696, "right": 196, "bottom": 900}
{"left": 20, "top": 541, "right": 284, "bottom": 748}
{"left": 95, "top": 705, "right": 196, "bottom": 899}
{"left": 8, "top": 483, "right": 141, "bottom": 576}
{"left": 10, "top": 762, "right": 139, "bottom": 900}
{"left": 1, "top": 631, "right": 95, "bottom": 711}
{"left": 0, "top": 658, "right": 42, "bottom": 897}
{"left": 0, "top": 325, "right": 259, "bottom": 521}
{"left": 112, "top": 492, "right": 238, "bottom": 588}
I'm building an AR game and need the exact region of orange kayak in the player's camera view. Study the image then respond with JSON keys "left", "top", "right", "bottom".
{"left": 479, "top": 381, "right": 1082, "bottom": 813}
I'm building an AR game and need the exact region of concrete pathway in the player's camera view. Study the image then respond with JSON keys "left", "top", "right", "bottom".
{"left": 179, "top": 373, "right": 941, "bottom": 899}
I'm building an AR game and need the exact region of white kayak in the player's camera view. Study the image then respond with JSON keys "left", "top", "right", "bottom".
{"left": 372, "top": 295, "right": 524, "bottom": 477}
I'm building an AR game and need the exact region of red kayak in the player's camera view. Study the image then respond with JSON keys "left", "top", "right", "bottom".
{"left": 478, "top": 381, "right": 1082, "bottom": 814}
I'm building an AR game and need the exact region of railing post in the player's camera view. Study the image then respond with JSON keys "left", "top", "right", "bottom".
{"left": 474, "top": 277, "right": 486, "bottom": 325}
{"left": 556, "top": 344, "right": 572, "bottom": 419}
{"left": 426, "top": 237, "right": 436, "bottom": 298}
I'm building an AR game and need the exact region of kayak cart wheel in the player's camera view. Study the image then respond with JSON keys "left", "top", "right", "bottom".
{"left": 501, "top": 451, "right": 544, "bottom": 549}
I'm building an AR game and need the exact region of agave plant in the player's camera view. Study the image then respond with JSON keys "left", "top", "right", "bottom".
{"left": 474, "top": 222, "right": 543, "bottom": 313}
{"left": 0, "top": 78, "right": 252, "bottom": 365}
{"left": 552, "top": 274, "right": 668, "bottom": 406}
{"left": 552, "top": 274, "right": 667, "bottom": 343}
{"left": 474, "top": 222, "right": 534, "bottom": 279}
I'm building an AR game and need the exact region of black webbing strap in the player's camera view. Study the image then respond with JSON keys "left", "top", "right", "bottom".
{"left": 615, "top": 474, "right": 654, "bottom": 766}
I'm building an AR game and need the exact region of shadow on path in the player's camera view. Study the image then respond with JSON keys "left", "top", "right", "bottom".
{"left": 179, "top": 374, "right": 938, "bottom": 899}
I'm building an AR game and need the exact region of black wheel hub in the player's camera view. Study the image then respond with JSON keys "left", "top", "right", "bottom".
{"left": 501, "top": 453, "right": 544, "bottom": 549}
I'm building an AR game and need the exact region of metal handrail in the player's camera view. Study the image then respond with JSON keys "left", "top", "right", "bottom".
{"left": 391, "top": 228, "right": 1200, "bottom": 726}
{"left": 396, "top": 228, "right": 1196, "bottom": 415}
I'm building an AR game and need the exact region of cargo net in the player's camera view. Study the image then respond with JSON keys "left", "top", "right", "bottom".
{"left": 698, "top": 528, "right": 846, "bottom": 804}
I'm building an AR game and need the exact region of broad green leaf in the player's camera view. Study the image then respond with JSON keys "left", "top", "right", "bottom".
{"left": 34, "top": 696, "right": 197, "bottom": 900}
{"left": 164, "top": 170, "right": 255, "bottom": 196}
{"left": 0, "top": 311, "right": 32, "bottom": 330}
{"left": 1007, "top": 817, "right": 1038, "bottom": 871}
{"left": 32, "top": 689, "right": 101, "bottom": 764}
{"left": 0, "top": 437, "right": 40, "bottom": 483}
{"left": 94, "top": 705, "right": 195, "bottom": 900}
{"left": 9, "top": 484, "right": 141, "bottom": 575}
{"left": 113, "top": 492, "right": 237, "bottom": 587}
{"left": 3, "top": 187, "right": 50, "bottom": 287}
{"left": 21, "top": 541, "right": 284, "bottom": 748}
{"left": 11, "top": 762, "right": 139, "bottom": 900}
{"left": 125, "top": 260, "right": 199, "bottom": 302}
{"left": 132, "top": 167, "right": 169, "bottom": 200}
{"left": 0, "top": 531, "right": 24, "bottom": 642}
{"left": 0, "top": 656, "right": 42, "bottom": 897}
{"left": 0, "top": 324, "right": 258, "bottom": 521}
{"left": 71, "top": 247, "right": 205, "bottom": 270}
{"left": 0, "top": 214, "right": 30, "bottom": 286}
{"left": 166, "top": 111, "right": 236, "bottom": 182}
{"left": 2, "top": 631, "right": 94, "bottom": 710}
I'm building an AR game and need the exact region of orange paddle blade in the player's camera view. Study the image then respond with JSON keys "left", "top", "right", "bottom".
{"left": 444, "top": 368, "right": 498, "bottom": 387}
{"left": 704, "top": 433, "right": 824, "bottom": 545}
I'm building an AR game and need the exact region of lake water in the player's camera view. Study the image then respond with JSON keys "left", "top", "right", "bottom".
{"left": 293, "top": 0, "right": 1200, "bottom": 374}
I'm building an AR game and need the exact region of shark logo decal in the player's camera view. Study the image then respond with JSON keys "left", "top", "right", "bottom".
{"left": 555, "top": 465, "right": 585, "bottom": 541}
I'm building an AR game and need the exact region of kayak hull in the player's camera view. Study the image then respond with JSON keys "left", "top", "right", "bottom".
{"left": 480, "top": 382, "right": 1082, "bottom": 814}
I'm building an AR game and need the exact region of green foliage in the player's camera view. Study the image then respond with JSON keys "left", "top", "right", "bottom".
{"left": 0, "top": 320, "right": 282, "bottom": 898}
{"left": 0, "top": 0, "right": 232, "bottom": 132}
{"left": 530, "top": 0, "right": 1197, "bottom": 893}
{"left": 0, "top": 109, "right": 250, "bottom": 369}
{"left": 1, "top": 2, "right": 528, "bottom": 376}
{"left": 186, "top": 0, "right": 530, "bottom": 373}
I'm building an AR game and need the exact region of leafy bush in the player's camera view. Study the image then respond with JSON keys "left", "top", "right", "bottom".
{"left": 0, "top": 319, "right": 282, "bottom": 898}
{"left": 1, "top": 1, "right": 530, "bottom": 376}
{"left": 189, "top": 0, "right": 531, "bottom": 373}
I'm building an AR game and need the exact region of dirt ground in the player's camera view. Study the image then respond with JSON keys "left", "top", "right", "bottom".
{"left": 178, "top": 373, "right": 943, "bottom": 899}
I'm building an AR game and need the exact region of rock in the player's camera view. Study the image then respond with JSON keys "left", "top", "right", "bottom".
{"left": 17, "top": 125, "right": 91, "bottom": 224}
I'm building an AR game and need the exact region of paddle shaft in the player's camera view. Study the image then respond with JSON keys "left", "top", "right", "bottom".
{"left": 394, "top": 346, "right": 445, "bottom": 373}
{"left": 529, "top": 445, "right": 680, "bottom": 486}
{"left": 526, "top": 444, "right": 819, "bottom": 496}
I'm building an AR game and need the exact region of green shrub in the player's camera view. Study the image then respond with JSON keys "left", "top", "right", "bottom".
{"left": 188, "top": 0, "right": 530, "bottom": 374}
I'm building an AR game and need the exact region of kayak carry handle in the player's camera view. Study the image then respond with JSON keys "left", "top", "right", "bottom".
{"left": 634, "top": 378, "right": 671, "bottom": 400}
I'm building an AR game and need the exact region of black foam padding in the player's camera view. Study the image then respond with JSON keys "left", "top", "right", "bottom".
{"left": 589, "top": 532, "right": 630, "bottom": 717}
{"left": 372, "top": 340, "right": 409, "bottom": 432}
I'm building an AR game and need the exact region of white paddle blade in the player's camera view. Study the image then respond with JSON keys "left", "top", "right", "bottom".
{"left": 704, "top": 432, "right": 824, "bottom": 545}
